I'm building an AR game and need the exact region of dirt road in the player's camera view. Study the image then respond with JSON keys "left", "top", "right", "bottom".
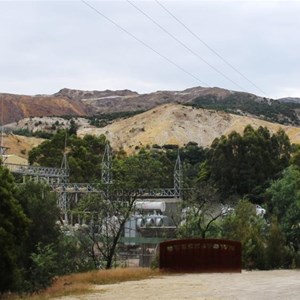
{"left": 59, "top": 270, "right": 300, "bottom": 300}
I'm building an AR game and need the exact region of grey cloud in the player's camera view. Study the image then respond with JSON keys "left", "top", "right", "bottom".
{"left": 0, "top": 0, "right": 299, "bottom": 98}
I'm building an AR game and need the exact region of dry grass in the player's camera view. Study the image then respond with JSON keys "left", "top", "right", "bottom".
{"left": 78, "top": 104, "right": 300, "bottom": 154}
{"left": 8, "top": 268, "right": 161, "bottom": 300}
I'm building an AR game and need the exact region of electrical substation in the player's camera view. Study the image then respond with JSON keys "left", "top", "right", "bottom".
{"left": 1, "top": 134, "right": 183, "bottom": 267}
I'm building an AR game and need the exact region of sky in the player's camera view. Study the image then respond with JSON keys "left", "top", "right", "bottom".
{"left": 0, "top": 0, "right": 300, "bottom": 99}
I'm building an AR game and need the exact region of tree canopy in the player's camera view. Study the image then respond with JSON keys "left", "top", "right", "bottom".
{"left": 266, "top": 165, "right": 300, "bottom": 251}
{"left": 29, "top": 131, "right": 107, "bottom": 182}
{"left": 205, "top": 126, "right": 291, "bottom": 199}
{"left": 0, "top": 166, "right": 29, "bottom": 293}
{"left": 2, "top": 124, "right": 299, "bottom": 293}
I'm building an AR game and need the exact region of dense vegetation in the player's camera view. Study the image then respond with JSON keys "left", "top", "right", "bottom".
{"left": 204, "top": 125, "right": 291, "bottom": 199}
{"left": 11, "top": 128, "right": 54, "bottom": 139}
{"left": 1, "top": 125, "right": 300, "bottom": 295}
{"left": 189, "top": 93, "right": 300, "bottom": 125}
{"left": 87, "top": 110, "right": 145, "bottom": 128}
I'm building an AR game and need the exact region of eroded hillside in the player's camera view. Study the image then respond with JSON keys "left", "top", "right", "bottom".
{"left": 2, "top": 86, "right": 300, "bottom": 126}
{"left": 78, "top": 104, "right": 300, "bottom": 153}
{"left": 0, "top": 93, "right": 89, "bottom": 124}
{"left": 2, "top": 134, "right": 44, "bottom": 164}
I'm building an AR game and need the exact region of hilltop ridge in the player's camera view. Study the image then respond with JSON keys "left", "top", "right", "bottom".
{"left": 2, "top": 86, "right": 300, "bottom": 125}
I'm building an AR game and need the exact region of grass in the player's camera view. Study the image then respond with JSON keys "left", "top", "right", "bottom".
{"left": 7, "top": 268, "right": 161, "bottom": 300}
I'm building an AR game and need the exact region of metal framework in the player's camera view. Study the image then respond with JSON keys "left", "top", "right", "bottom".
{"left": 52, "top": 183, "right": 104, "bottom": 194}
{"left": 52, "top": 184, "right": 179, "bottom": 198}
{"left": 6, "top": 143, "right": 184, "bottom": 222}
{"left": 101, "top": 142, "right": 112, "bottom": 184}
{"left": 61, "top": 153, "right": 69, "bottom": 171}
{"left": 174, "top": 152, "right": 183, "bottom": 198}
{"left": 4, "top": 163, "right": 69, "bottom": 182}
{"left": 58, "top": 134, "right": 70, "bottom": 214}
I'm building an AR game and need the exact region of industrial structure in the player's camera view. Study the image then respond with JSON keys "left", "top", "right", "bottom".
{"left": 1, "top": 132, "right": 183, "bottom": 261}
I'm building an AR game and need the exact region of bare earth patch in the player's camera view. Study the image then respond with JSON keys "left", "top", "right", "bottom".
{"left": 57, "top": 270, "right": 300, "bottom": 300}
{"left": 78, "top": 104, "right": 300, "bottom": 154}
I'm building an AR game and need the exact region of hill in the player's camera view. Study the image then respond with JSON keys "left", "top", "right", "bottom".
{"left": 2, "top": 134, "right": 44, "bottom": 164}
{"left": 78, "top": 104, "right": 300, "bottom": 153}
{"left": 189, "top": 92, "right": 300, "bottom": 125}
{"left": 0, "top": 92, "right": 89, "bottom": 124}
{"left": 2, "top": 86, "right": 300, "bottom": 126}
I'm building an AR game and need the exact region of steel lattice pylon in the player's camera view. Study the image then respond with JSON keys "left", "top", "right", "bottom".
{"left": 58, "top": 136, "right": 70, "bottom": 219}
{"left": 102, "top": 142, "right": 112, "bottom": 185}
{"left": 174, "top": 152, "right": 183, "bottom": 198}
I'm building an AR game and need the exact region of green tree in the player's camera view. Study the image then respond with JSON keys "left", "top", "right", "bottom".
{"left": 206, "top": 126, "right": 291, "bottom": 198}
{"left": 29, "top": 131, "right": 107, "bottom": 182}
{"left": 221, "top": 199, "right": 267, "bottom": 269}
{"left": 0, "top": 166, "right": 29, "bottom": 293}
{"left": 162, "top": 142, "right": 207, "bottom": 187}
{"left": 265, "top": 217, "right": 288, "bottom": 269}
{"left": 55, "top": 234, "right": 95, "bottom": 274}
{"left": 67, "top": 134, "right": 106, "bottom": 182}
{"left": 290, "top": 144, "right": 300, "bottom": 168}
{"left": 266, "top": 166, "right": 300, "bottom": 252}
{"left": 25, "top": 243, "right": 57, "bottom": 292}
{"left": 73, "top": 189, "right": 139, "bottom": 269}
{"left": 178, "top": 182, "right": 224, "bottom": 239}
{"left": 15, "top": 182, "right": 61, "bottom": 292}
{"left": 68, "top": 119, "right": 78, "bottom": 136}
{"left": 28, "top": 130, "right": 67, "bottom": 167}
{"left": 113, "top": 149, "right": 166, "bottom": 189}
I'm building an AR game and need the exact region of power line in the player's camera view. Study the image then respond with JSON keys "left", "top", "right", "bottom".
{"left": 81, "top": 0, "right": 210, "bottom": 87}
{"left": 155, "top": 0, "right": 266, "bottom": 96}
{"left": 127, "top": 0, "right": 247, "bottom": 92}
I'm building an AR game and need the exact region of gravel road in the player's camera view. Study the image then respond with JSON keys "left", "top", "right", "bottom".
{"left": 58, "top": 270, "right": 300, "bottom": 300}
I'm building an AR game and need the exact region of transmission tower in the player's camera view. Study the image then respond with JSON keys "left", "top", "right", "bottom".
{"left": 58, "top": 133, "right": 70, "bottom": 222}
{"left": 174, "top": 151, "right": 183, "bottom": 198}
{"left": 102, "top": 142, "right": 112, "bottom": 185}
{"left": 60, "top": 133, "right": 69, "bottom": 182}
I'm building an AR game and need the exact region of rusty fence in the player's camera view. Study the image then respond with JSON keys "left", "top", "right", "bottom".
{"left": 159, "top": 238, "right": 241, "bottom": 272}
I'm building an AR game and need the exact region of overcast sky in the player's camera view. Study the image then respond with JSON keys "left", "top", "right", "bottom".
{"left": 0, "top": 0, "right": 299, "bottom": 99}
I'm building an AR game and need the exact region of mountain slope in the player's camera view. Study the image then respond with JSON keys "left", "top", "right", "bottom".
{"left": 78, "top": 104, "right": 300, "bottom": 153}
{"left": 2, "top": 134, "right": 44, "bottom": 163}
{"left": 2, "top": 86, "right": 300, "bottom": 126}
{"left": 0, "top": 93, "right": 89, "bottom": 124}
{"left": 189, "top": 92, "right": 300, "bottom": 125}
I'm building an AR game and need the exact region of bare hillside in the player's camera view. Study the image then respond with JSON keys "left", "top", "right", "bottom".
{"left": 0, "top": 92, "right": 89, "bottom": 124}
{"left": 2, "top": 86, "right": 300, "bottom": 126}
{"left": 2, "top": 134, "right": 44, "bottom": 163}
{"left": 78, "top": 104, "right": 300, "bottom": 153}
{"left": 4, "top": 116, "right": 91, "bottom": 133}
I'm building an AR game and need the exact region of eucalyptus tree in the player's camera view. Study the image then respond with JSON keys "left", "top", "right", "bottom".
{"left": 0, "top": 166, "right": 29, "bottom": 293}
{"left": 206, "top": 125, "right": 291, "bottom": 199}
{"left": 266, "top": 165, "right": 300, "bottom": 252}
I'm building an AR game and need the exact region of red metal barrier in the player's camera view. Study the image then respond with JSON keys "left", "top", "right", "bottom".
{"left": 159, "top": 238, "right": 241, "bottom": 272}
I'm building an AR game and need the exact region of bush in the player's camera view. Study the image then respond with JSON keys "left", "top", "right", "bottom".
{"left": 23, "top": 243, "right": 57, "bottom": 293}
